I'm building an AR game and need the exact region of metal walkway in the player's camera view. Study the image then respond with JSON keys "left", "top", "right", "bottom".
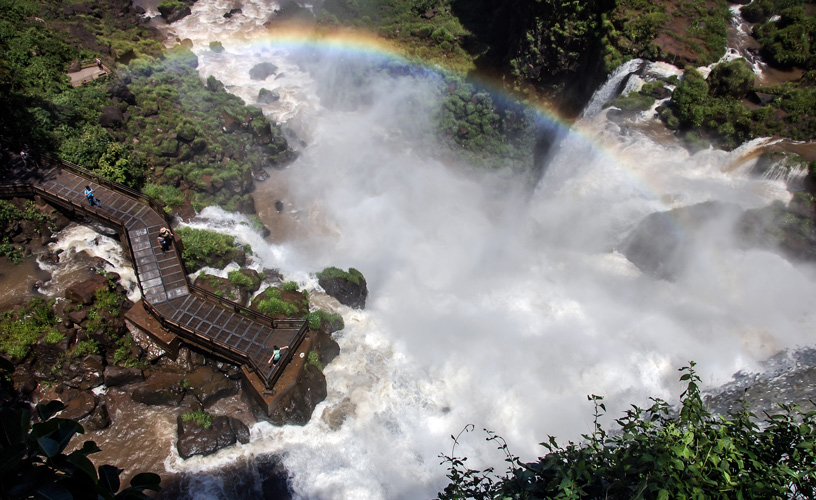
{"left": 0, "top": 155, "right": 307, "bottom": 389}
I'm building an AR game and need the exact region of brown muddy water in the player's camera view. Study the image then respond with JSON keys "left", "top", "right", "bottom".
{"left": 0, "top": 256, "right": 50, "bottom": 308}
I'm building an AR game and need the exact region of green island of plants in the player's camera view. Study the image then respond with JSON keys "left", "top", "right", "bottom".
{"left": 176, "top": 226, "right": 250, "bottom": 272}
{"left": 316, "top": 266, "right": 366, "bottom": 286}
{"left": 182, "top": 410, "right": 214, "bottom": 429}
{"left": 438, "top": 363, "right": 816, "bottom": 499}
{"left": 0, "top": 298, "right": 59, "bottom": 361}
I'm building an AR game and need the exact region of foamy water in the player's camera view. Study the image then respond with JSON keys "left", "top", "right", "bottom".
{"left": 158, "top": 2, "right": 816, "bottom": 498}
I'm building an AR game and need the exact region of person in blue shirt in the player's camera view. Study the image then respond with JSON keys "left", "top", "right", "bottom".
{"left": 83, "top": 185, "right": 100, "bottom": 207}
{"left": 268, "top": 345, "right": 290, "bottom": 365}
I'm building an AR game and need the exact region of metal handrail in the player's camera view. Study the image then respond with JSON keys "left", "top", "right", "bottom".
{"left": 188, "top": 283, "right": 307, "bottom": 329}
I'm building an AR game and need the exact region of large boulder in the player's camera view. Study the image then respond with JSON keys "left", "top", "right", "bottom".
{"left": 66, "top": 273, "right": 110, "bottom": 305}
{"left": 184, "top": 365, "right": 237, "bottom": 407}
{"left": 176, "top": 414, "right": 250, "bottom": 459}
{"left": 268, "top": 363, "right": 327, "bottom": 426}
{"left": 104, "top": 365, "right": 143, "bottom": 387}
{"left": 249, "top": 62, "right": 278, "bottom": 81}
{"left": 131, "top": 372, "right": 186, "bottom": 406}
{"left": 316, "top": 267, "right": 368, "bottom": 309}
{"left": 98, "top": 106, "right": 124, "bottom": 128}
{"left": 619, "top": 201, "right": 743, "bottom": 279}
{"left": 257, "top": 88, "right": 280, "bottom": 104}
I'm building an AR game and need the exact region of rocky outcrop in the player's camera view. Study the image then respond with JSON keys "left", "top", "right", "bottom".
{"left": 257, "top": 88, "right": 280, "bottom": 104}
{"left": 131, "top": 372, "right": 186, "bottom": 406}
{"left": 619, "top": 201, "right": 743, "bottom": 279}
{"left": 249, "top": 62, "right": 278, "bottom": 81}
{"left": 176, "top": 414, "right": 251, "bottom": 459}
{"left": 103, "top": 365, "right": 143, "bottom": 387}
{"left": 268, "top": 363, "right": 327, "bottom": 427}
{"left": 65, "top": 273, "right": 111, "bottom": 305}
{"left": 317, "top": 268, "right": 368, "bottom": 309}
{"left": 184, "top": 366, "right": 238, "bottom": 407}
{"left": 158, "top": 2, "right": 192, "bottom": 23}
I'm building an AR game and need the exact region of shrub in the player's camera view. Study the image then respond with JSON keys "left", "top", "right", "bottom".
{"left": 227, "top": 269, "right": 256, "bottom": 290}
{"left": 307, "top": 350, "right": 322, "bottom": 371}
{"left": 438, "top": 362, "right": 816, "bottom": 499}
{"left": 281, "top": 281, "right": 299, "bottom": 292}
{"left": 708, "top": 59, "right": 756, "bottom": 98}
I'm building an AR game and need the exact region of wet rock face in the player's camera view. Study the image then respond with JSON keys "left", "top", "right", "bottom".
{"left": 619, "top": 201, "right": 743, "bottom": 279}
{"left": 176, "top": 414, "right": 250, "bottom": 459}
{"left": 131, "top": 372, "right": 186, "bottom": 406}
{"left": 184, "top": 366, "right": 238, "bottom": 407}
{"left": 318, "top": 276, "right": 368, "bottom": 309}
{"left": 65, "top": 273, "right": 110, "bottom": 305}
{"left": 267, "top": 365, "right": 327, "bottom": 426}
{"left": 103, "top": 365, "right": 143, "bottom": 387}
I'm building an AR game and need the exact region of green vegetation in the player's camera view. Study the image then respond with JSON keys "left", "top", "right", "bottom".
{"left": 282, "top": 281, "right": 300, "bottom": 292}
{"left": 306, "top": 309, "right": 345, "bottom": 332}
{"left": 0, "top": 298, "right": 59, "bottom": 360}
{"left": 256, "top": 287, "right": 303, "bottom": 317}
{"left": 228, "top": 269, "right": 260, "bottom": 291}
{"left": 182, "top": 410, "right": 214, "bottom": 429}
{"left": 307, "top": 350, "right": 323, "bottom": 371}
{"left": 176, "top": 226, "right": 248, "bottom": 272}
{"left": 316, "top": 0, "right": 478, "bottom": 74}
{"left": 316, "top": 266, "right": 366, "bottom": 286}
{"left": 659, "top": 58, "right": 816, "bottom": 150}
{"left": 72, "top": 339, "right": 100, "bottom": 358}
{"left": 0, "top": 395, "right": 162, "bottom": 499}
{"left": 439, "top": 363, "right": 816, "bottom": 499}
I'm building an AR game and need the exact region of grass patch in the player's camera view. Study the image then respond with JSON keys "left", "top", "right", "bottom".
{"left": 181, "top": 410, "right": 214, "bottom": 429}
{"left": 315, "top": 267, "right": 366, "bottom": 286}
{"left": 0, "top": 298, "right": 59, "bottom": 360}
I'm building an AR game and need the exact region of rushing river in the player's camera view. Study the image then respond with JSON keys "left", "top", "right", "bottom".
{"left": 94, "top": 2, "right": 816, "bottom": 498}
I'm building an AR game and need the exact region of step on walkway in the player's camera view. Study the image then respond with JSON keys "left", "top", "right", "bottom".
{"left": 0, "top": 156, "right": 305, "bottom": 386}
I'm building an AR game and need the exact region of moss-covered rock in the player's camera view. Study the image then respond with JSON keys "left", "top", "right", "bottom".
{"left": 316, "top": 267, "right": 368, "bottom": 309}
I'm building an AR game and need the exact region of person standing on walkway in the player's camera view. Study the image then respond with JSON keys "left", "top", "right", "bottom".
{"left": 96, "top": 57, "right": 103, "bottom": 70}
{"left": 157, "top": 226, "right": 174, "bottom": 252}
{"left": 268, "top": 345, "right": 290, "bottom": 365}
{"left": 83, "top": 185, "right": 100, "bottom": 207}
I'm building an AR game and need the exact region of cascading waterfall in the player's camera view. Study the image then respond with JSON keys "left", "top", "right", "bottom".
{"left": 137, "top": 2, "right": 816, "bottom": 499}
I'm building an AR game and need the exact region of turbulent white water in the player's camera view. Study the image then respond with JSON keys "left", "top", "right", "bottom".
{"left": 160, "top": 2, "right": 816, "bottom": 499}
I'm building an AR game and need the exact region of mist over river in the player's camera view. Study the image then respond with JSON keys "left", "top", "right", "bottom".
{"left": 137, "top": 1, "right": 816, "bottom": 498}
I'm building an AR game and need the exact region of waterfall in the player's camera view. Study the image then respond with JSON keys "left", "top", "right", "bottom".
{"left": 102, "top": 3, "right": 816, "bottom": 499}
{"left": 580, "top": 58, "right": 646, "bottom": 120}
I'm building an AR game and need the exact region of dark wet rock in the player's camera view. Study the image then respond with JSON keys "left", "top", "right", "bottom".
{"left": 104, "top": 365, "right": 144, "bottom": 387}
{"left": 232, "top": 417, "right": 250, "bottom": 444}
{"left": 176, "top": 414, "right": 249, "bottom": 459}
{"left": 748, "top": 91, "right": 775, "bottom": 107}
{"left": 249, "top": 62, "right": 278, "bottom": 81}
{"left": 224, "top": 8, "right": 242, "bottom": 17}
{"left": 737, "top": 200, "right": 816, "bottom": 261}
{"left": 98, "top": 105, "right": 124, "bottom": 128}
{"left": 159, "top": 2, "right": 191, "bottom": 23}
{"left": 66, "top": 273, "right": 110, "bottom": 305}
{"left": 68, "top": 60, "right": 81, "bottom": 72}
{"left": 108, "top": 81, "right": 137, "bottom": 105}
{"left": 131, "top": 372, "right": 186, "bottom": 406}
{"left": 82, "top": 402, "right": 110, "bottom": 431}
{"left": 318, "top": 270, "right": 368, "bottom": 309}
{"left": 257, "top": 88, "right": 280, "bottom": 104}
{"left": 221, "top": 111, "right": 242, "bottom": 133}
{"left": 619, "top": 201, "right": 743, "bottom": 279}
{"left": 184, "top": 366, "right": 238, "bottom": 407}
{"left": 268, "top": 364, "right": 327, "bottom": 427}
{"left": 58, "top": 389, "right": 98, "bottom": 421}
{"left": 64, "top": 355, "right": 105, "bottom": 391}
{"left": 67, "top": 308, "right": 88, "bottom": 325}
